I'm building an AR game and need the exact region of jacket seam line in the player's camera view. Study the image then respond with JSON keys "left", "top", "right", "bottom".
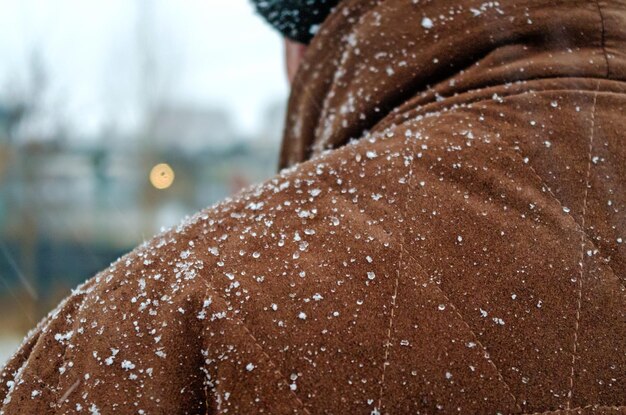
{"left": 594, "top": 0, "right": 610, "bottom": 78}
{"left": 202, "top": 278, "right": 312, "bottom": 414}
{"left": 401, "top": 248, "right": 523, "bottom": 412}
{"left": 376, "top": 77, "right": 621, "bottom": 135}
{"left": 565, "top": 80, "right": 601, "bottom": 411}
{"left": 524, "top": 404, "right": 626, "bottom": 415}
{"left": 375, "top": 136, "right": 413, "bottom": 414}
{"left": 341, "top": 143, "right": 521, "bottom": 412}
{"left": 402, "top": 138, "right": 521, "bottom": 413}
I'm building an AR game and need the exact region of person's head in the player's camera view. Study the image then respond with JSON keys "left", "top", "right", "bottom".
{"left": 251, "top": 0, "right": 339, "bottom": 83}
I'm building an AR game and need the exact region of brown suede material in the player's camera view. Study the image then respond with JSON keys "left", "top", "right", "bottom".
{"left": 2, "top": 0, "right": 625, "bottom": 414}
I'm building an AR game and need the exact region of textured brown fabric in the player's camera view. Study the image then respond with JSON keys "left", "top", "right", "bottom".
{"left": 2, "top": 0, "right": 626, "bottom": 414}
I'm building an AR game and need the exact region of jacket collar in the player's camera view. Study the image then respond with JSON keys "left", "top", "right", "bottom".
{"left": 280, "top": 0, "right": 623, "bottom": 169}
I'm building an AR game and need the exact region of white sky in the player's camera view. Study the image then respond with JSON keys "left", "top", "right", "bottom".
{"left": 0, "top": 0, "right": 289, "bottom": 137}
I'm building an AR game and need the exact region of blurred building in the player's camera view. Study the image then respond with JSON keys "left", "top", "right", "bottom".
{"left": 0, "top": 97, "right": 286, "bottom": 330}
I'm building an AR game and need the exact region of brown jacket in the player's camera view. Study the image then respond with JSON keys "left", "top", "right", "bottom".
{"left": 2, "top": 0, "right": 625, "bottom": 413}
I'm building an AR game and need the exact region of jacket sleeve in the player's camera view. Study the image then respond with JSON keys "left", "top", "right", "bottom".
{"left": 0, "top": 211, "right": 306, "bottom": 414}
{"left": 0, "top": 285, "right": 96, "bottom": 413}
{"left": 0, "top": 319, "right": 47, "bottom": 406}
{"left": 0, "top": 241, "right": 214, "bottom": 414}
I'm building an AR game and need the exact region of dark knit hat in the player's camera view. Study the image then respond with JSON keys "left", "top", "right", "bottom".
{"left": 251, "top": 0, "right": 339, "bottom": 44}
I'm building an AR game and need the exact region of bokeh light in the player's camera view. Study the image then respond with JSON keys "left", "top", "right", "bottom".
{"left": 149, "top": 163, "right": 175, "bottom": 189}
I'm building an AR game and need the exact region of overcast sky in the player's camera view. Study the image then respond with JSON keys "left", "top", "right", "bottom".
{"left": 0, "top": 0, "right": 289, "bottom": 138}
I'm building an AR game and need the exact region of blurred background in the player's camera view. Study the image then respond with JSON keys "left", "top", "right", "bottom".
{"left": 0, "top": 0, "right": 288, "bottom": 362}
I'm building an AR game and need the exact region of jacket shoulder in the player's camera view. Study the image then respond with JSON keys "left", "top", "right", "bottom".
{"left": 0, "top": 130, "right": 414, "bottom": 414}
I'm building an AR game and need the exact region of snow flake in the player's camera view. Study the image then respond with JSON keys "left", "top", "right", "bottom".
{"left": 121, "top": 360, "right": 135, "bottom": 370}
{"left": 54, "top": 330, "right": 74, "bottom": 344}
{"left": 247, "top": 201, "right": 265, "bottom": 210}
{"left": 421, "top": 17, "right": 434, "bottom": 29}
{"left": 309, "top": 188, "right": 322, "bottom": 197}
{"left": 104, "top": 348, "right": 119, "bottom": 366}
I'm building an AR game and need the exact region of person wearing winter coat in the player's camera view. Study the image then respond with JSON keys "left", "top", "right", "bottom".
{"left": 2, "top": 0, "right": 625, "bottom": 413}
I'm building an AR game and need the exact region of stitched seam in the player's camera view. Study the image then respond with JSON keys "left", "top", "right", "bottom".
{"left": 524, "top": 404, "right": 626, "bottom": 415}
{"left": 565, "top": 82, "right": 601, "bottom": 410}
{"left": 594, "top": 0, "right": 610, "bottom": 78}
{"left": 375, "top": 76, "right": 620, "bottom": 134}
{"left": 234, "top": 318, "right": 311, "bottom": 415}
{"left": 202, "top": 280, "right": 312, "bottom": 415}
{"left": 341, "top": 142, "right": 521, "bottom": 412}
{"left": 375, "top": 137, "right": 412, "bottom": 414}
{"left": 429, "top": 87, "right": 626, "bottom": 291}
{"left": 340, "top": 89, "right": 619, "bottom": 412}
{"left": 399, "top": 127, "right": 621, "bottom": 412}
{"left": 376, "top": 248, "right": 401, "bottom": 414}
{"left": 489, "top": 119, "right": 626, "bottom": 291}
{"left": 402, "top": 246, "right": 522, "bottom": 412}
{"left": 475, "top": 83, "right": 626, "bottom": 407}
{"left": 400, "top": 146, "right": 522, "bottom": 412}
{"left": 403, "top": 134, "right": 526, "bottom": 412}
{"left": 368, "top": 88, "right": 624, "bottom": 291}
